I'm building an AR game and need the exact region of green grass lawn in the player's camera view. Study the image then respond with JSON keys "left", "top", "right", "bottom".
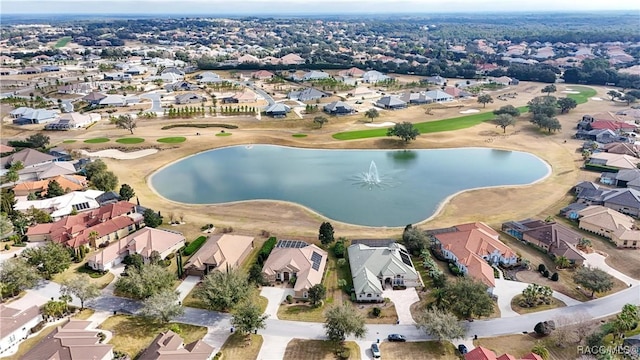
{"left": 62, "top": 139, "right": 77, "bottom": 144}
{"left": 115, "top": 137, "right": 145, "bottom": 144}
{"left": 565, "top": 86, "right": 597, "bottom": 104}
{"left": 292, "top": 134, "right": 308, "bottom": 138}
{"left": 84, "top": 137, "right": 110, "bottom": 144}
{"left": 157, "top": 136, "right": 187, "bottom": 143}
{"left": 215, "top": 132, "right": 232, "bottom": 136}
{"left": 54, "top": 36, "right": 71, "bottom": 48}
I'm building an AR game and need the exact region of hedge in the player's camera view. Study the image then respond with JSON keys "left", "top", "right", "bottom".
{"left": 183, "top": 236, "right": 207, "bottom": 256}
{"left": 161, "top": 123, "right": 238, "bottom": 130}
{"left": 256, "top": 237, "right": 277, "bottom": 266}
{"left": 584, "top": 164, "right": 619, "bottom": 173}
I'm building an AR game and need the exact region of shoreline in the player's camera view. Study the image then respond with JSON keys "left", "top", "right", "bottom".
{"left": 146, "top": 144, "right": 553, "bottom": 229}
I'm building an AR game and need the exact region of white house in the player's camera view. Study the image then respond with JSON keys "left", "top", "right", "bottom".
{"left": 14, "top": 189, "right": 103, "bottom": 220}
{"left": 0, "top": 305, "right": 42, "bottom": 355}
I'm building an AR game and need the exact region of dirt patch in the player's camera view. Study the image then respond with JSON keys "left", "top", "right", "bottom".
{"left": 284, "top": 339, "right": 361, "bottom": 360}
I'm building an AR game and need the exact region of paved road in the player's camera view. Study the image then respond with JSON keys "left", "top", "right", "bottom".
{"left": 140, "top": 92, "right": 162, "bottom": 112}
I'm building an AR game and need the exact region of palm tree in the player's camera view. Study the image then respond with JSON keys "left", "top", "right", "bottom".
{"left": 364, "top": 108, "right": 379, "bottom": 123}
{"left": 88, "top": 231, "right": 100, "bottom": 247}
{"left": 531, "top": 342, "right": 550, "bottom": 360}
{"left": 555, "top": 256, "right": 570, "bottom": 269}
{"left": 577, "top": 238, "right": 592, "bottom": 251}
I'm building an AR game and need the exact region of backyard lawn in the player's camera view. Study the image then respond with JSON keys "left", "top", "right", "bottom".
{"left": 283, "top": 339, "right": 361, "bottom": 360}
{"left": 220, "top": 333, "right": 263, "bottom": 360}
{"left": 99, "top": 315, "right": 207, "bottom": 359}
{"left": 379, "top": 341, "right": 459, "bottom": 360}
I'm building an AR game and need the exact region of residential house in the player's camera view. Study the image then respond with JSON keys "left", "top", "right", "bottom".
{"left": 347, "top": 242, "right": 422, "bottom": 302}
{"left": 399, "top": 91, "right": 432, "bottom": 104}
{"left": 323, "top": 101, "right": 355, "bottom": 115}
{"left": 0, "top": 305, "right": 42, "bottom": 355}
{"left": 99, "top": 95, "right": 139, "bottom": 107}
{"left": 17, "top": 161, "right": 78, "bottom": 182}
{"left": 10, "top": 107, "right": 58, "bottom": 125}
{"left": 196, "top": 71, "right": 224, "bottom": 83}
{"left": 19, "top": 67, "right": 41, "bottom": 74}
{"left": 0, "top": 148, "right": 56, "bottom": 172}
{"left": 125, "top": 66, "right": 147, "bottom": 75}
{"left": 338, "top": 67, "right": 366, "bottom": 78}
{"left": 145, "top": 73, "right": 184, "bottom": 83}
{"left": 287, "top": 88, "right": 328, "bottom": 102}
{"left": 502, "top": 219, "right": 585, "bottom": 266}
{"left": 138, "top": 330, "right": 214, "bottom": 360}
{"left": 576, "top": 185, "right": 640, "bottom": 217}
{"left": 601, "top": 169, "right": 640, "bottom": 189}
{"left": 45, "top": 112, "right": 101, "bottom": 130}
{"left": 490, "top": 76, "right": 517, "bottom": 86}
{"left": 464, "top": 346, "right": 543, "bottom": 360}
{"left": 362, "top": 70, "right": 390, "bottom": 83}
{"left": 261, "top": 240, "right": 328, "bottom": 299}
{"left": 58, "top": 83, "right": 93, "bottom": 95}
{"left": 237, "top": 54, "right": 260, "bottom": 63}
{"left": 350, "top": 86, "right": 375, "bottom": 98}
{"left": 21, "top": 320, "right": 114, "bottom": 360}
{"left": 161, "top": 67, "right": 186, "bottom": 77}
{"left": 574, "top": 129, "right": 624, "bottom": 144}
{"left": 280, "top": 53, "right": 305, "bottom": 65}
{"left": 424, "top": 75, "right": 446, "bottom": 86}
{"left": 87, "top": 227, "right": 185, "bottom": 271}
{"left": 577, "top": 205, "right": 640, "bottom": 248}
{"left": 300, "top": 70, "right": 330, "bottom": 81}
{"left": 0, "top": 144, "right": 15, "bottom": 154}
{"left": 164, "top": 81, "right": 199, "bottom": 92}
{"left": 375, "top": 96, "right": 407, "bottom": 109}
{"left": 574, "top": 181, "right": 600, "bottom": 195}
{"left": 175, "top": 93, "right": 205, "bottom": 105}
{"left": 12, "top": 174, "right": 88, "bottom": 197}
{"left": 264, "top": 103, "right": 291, "bottom": 118}
{"left": 430, "top": 222, "right": 518, "bottom": 291}
{"left": 15, "top": 189, "right": 104, "bottom": 220}
{"left": 96, "top": 191, "right": 122, "bottom": 206}
{"left": 444, "top": 86, "right": 471, "bottom": 98}
{"left": 588, "top": 153, "right": 640, "bottom": 170}
{"left": 251, "top": 70, "right": 274, "bottom": 80}
{"left": 223, "top": 90, "right": 257, "bottom": 103}
{"left": 82, "top": 92, "right": 108, "bottom": 106}
{"left": 424, "top": 90, "right": 454, "bottom": 102}
{"left": 25, "top": 200, "right": 141, "bottom": 248}
{"left": 603, "top": 142, "right": 639, "bottom": 157}
{"left": 559, "top": 202, "right": 589, "bottom": 220}
{"left": 184, "top": 234, "right": 255, "bottom": 277}
{"left": 103, "top": 72, "right": 132, "bottom": 81}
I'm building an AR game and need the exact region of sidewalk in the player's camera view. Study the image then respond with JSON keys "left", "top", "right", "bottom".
{"left": 176, "top": 276, "right": 200, "bottom": 302}
{"left": 100, "top": 264, "right": 126, "bottom": 296}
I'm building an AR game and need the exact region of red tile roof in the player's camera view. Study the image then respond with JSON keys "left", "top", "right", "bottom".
{"left": 465, "top": 346, "right": 498, "bottom": 360}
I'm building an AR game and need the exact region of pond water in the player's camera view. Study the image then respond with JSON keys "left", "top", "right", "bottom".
{"left": 150, "top": 145, "right": 550, "bottom": 227}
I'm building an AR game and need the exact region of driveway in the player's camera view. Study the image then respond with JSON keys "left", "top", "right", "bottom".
{"left": 583, "top": 252, "right": 640, "bottom": 286}
{"left": 381, "top": 288, "right": 419, "bottom": 324}
{"left": 8, "top": 280, "right": 81, "bottom": 309}
{"left": 176, "top": 275, "right": 200, "bottom": 302}
{"left": 140, "top": 92, "right": 162, "bottom": 112}
{"left": 260, "top": 286, "right": 294, "bottom": 319}
{"left": 257, "top": 335, "right": 291, "bottom": 360}
{"left": 492, "top": 278, "right": 581, "bottom": 318}
{"left": 0, "top": 242, "right": 41, "bottom": 263}
{"left": 101, "top": 264, "right": 126, "bottom": 296}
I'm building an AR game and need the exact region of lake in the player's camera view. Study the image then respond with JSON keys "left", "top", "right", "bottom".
{"left": 150, "top": 145, "right": 550, "bottom": 227}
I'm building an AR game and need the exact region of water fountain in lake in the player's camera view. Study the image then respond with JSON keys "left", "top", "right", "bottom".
{"left": 362, "top": 160, "right": 381, "bottom": 185}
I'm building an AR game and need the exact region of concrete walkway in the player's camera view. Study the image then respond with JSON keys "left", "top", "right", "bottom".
{"left": 381, "top": 288, "right": 419, "bottom": 324}
{"left": 583, "top": 252, "right": 640, "bottom": 286}
{"left": 86, "top": 310, "right": 113, "bottom": 328}
{"left": 260, "top": 287, "right": 294, "bottom": 319}
{"left": 257, "top": 335, "right": 291, "bottom": 360}
{"left": 176, "top": 276, "right": 200, "bottom": 302}
{"left": 101, "top": 264, "right": 126, "bottom": 296}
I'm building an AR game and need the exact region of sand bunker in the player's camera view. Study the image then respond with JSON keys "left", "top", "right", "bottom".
{"left": 562, "top": 90, "right": 580, "bottom": 94}
{"left": 459, "top": 109, "right": 480, "bottom": 114}
{"left": 81, "top": 148, "right": 158, "bottom": 159}
{"left": 365, "top": 121, "right": 396, "bottom": 127}
{"left": 591, "top": 97, "right": 603, "bottom": 101}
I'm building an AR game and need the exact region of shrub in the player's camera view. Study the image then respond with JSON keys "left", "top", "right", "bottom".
{"left": 538, "top": 264, "right": 546, "bottom": 273}
{"left": 183, "top": 236, "right": 207, "bottom": 256}
{"left": 168, "top": 324, "right": 182, "bottom": 335}
{"left": 30, "top": 321, "right": 46, "bottom": 334}
{"left": 333, "top": 241, "right": 345, "bottom": 258}
{"left": 286, "top": 295, "right": 293, "bottom": 304}
{"left": 543, "top": 269, "right": 550, "bottom": 278}
{"left": 166, "top": 252, "right": 175, "bottom": 260}
{"left": 256, "top": 237, "right": 277, "bottom": 266}
{"left": 4, "top": 244, "right": 9, "bottom": 250}
{"left": 371, "top": 307, "right": 381, "bottom": 317}
{"left": 337, "top": 348, "right": 350, "bottom": 359}
{"left": 551, "top": 272, "right": 559, "bottom": 281}
{"left": 97, "top": 332, "right": 106, "bottom": 343}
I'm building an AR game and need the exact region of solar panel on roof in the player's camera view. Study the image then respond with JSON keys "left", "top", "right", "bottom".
{"left": 310, "top": 251, "right": 322, "bottom": 271}
{"left": 276, "top": 240, "right": 309, "bottom": 248}
{"left": 399, "top": 251, "right": 413, "bottom": 267}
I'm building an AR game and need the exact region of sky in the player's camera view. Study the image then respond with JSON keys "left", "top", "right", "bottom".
{"left": 2, "top": 0, "right": 639, "bottom": 15}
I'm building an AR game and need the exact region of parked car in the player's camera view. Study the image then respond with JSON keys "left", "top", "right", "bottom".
{"left": 387, "top": 334, "right": 406, "bottom": 342}
{"left": 458, "top": 344, "right": 468, "bottom": 354}
{"left": 371, "top": 343, "right": 381, "bottom": 358}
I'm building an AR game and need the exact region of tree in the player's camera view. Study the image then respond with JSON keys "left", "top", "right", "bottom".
{"left": 43, "top": 299, "right": 68, "bottom": 319}
{"left": 22, "top": 242, "right": 72, "bottom": 279}
{"left": 123, "top": 253, "right": 144, "bottom": 271}
{"left": 493, "top": 105, "right": 521, "bottom": 118}
{"left": 521, "top": 284, "right": 553, "bottom": 307}
{"left": 621, "top": 94, "right": 637, "bottom": 105}
{"left": 437, "top": 277, "right": 494, "bottom": 319}
{"left": 308, "top": 284, "right": 326, "bottom": 307}
{"left": 477, "top": 94, "right": 493, "bottom": 108}
{"left": 313, "top": 116, "right": 328, "bottom": 128}
{"left": 364, "top": 108, "right": 379, "bottom": 123}
{"left": 573, "top": 266, "right": 614, "bottom": 297}
{"left": 541, "top": 84, "right": 557, "bottom": 97}
{"left": 3, "top": 170, "right": 18, "bottom": 185}
{"left": 318, "top": 222, "right": 335, "bottom": 246}
{"left": 402, "top": 225, "right": 428, "bottom": 255}
{"left": 143, "top": 209, "right": 163, "bottom": 228}
{"left": 387, "top": 122, "right": 420, "bottom": 143}
{"left": 84, "top": 160, "right": 107, "bottom": 180}
{"left": 46, "top": 179, "right": 65, "bottom": 198}
{"left": 0, "top": 213, "right": 14, "bottom": 239}
{"left": 115, "top": 114, "right": 137, "bottom": 134}
{"left": 119, "top": 184, "right": 135, "bottom": 201}
{"left": 494, "top": 114, "right": 516, "bottom": 133}
{"left": 613, "top": 304, "right": 640, "bottom": 339}
{"left": 231, "top": 300, "right": 268, "bottom": 341}
{"left": 61, "top": 274, "right": 100, "bottom": 310}
{"left": 557, "top": 97, "right": 578, "bottom": 114}
{"left": 577, "top": 238, "right": 592, "bottom": 251}
{"left": 415, "top": 308, "right": 466, "bottom": 342}
{"left": 324, "top": 303, "right": 366, "bottom": 343}
{"left": 531, "top": 342, "right": 550, "bottom": 360}
{"left": 140, "top": 289, "right": 184, "bottom": 323}
{"left": 115, "top": 264, "right": 175, "bottom": 299}
{"left": 91, "top": 170, "right": 118, "bottom": 191}
{"left": 196, "top": 267, "right": 250, "bottom": 311}
{"left": 555, "top": 256, "right": 570, "bottom": 269}
{"left": 607, "top": 90, "right": 621, "bottom": 101}
{"left": 26, "top": 133, "right": 50, "bottom": 148}
{"left": 25, "top": 206, "right": 52, "bottom": 224}
{"left": 0, "top": 258, "right": 40, "bottom": 298}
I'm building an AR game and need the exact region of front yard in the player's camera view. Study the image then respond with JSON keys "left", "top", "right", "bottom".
{"left": 283, "top": 339, "right": 361, "bottom": 360}
{"left": 510, "top": 294, "right": 566, "bottom": 314}
{"left": 220, "top": 333, "right": 263, "bottom": 360}
{"left": 98, "top": 315, "right": 207, "bottom": 359}
{"left": 51, "top": 261, "right": 115, "bottom": 289}
{"left": 379, "top": 341, "right": 460, "bottom": 360}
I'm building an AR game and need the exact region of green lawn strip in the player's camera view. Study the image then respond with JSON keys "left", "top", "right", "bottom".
{"left": 115, "top": 138, "right": 145, "bottom": 144}
{"left": 564, "top": 86, "right": 597, "bottom": 104}
{"left": 54, "top": 36, "right": 71, "bottom": 48}
{"left": 215, "top": 132, "right": 232, "bottom": 136}
{"left": 157, "top": 136, "right": 186, "bottom": 143}
{"left": 182, "top": 236, "right": 207, "bottom": 256}
{"left": 84, "top": 137, "right": 110, "bottom": 144}
{"left": 62, "top": 140, "right": 77, "bottom": 144}
{"left": 292, "top": 134, "right": 308, "bottom": 138}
